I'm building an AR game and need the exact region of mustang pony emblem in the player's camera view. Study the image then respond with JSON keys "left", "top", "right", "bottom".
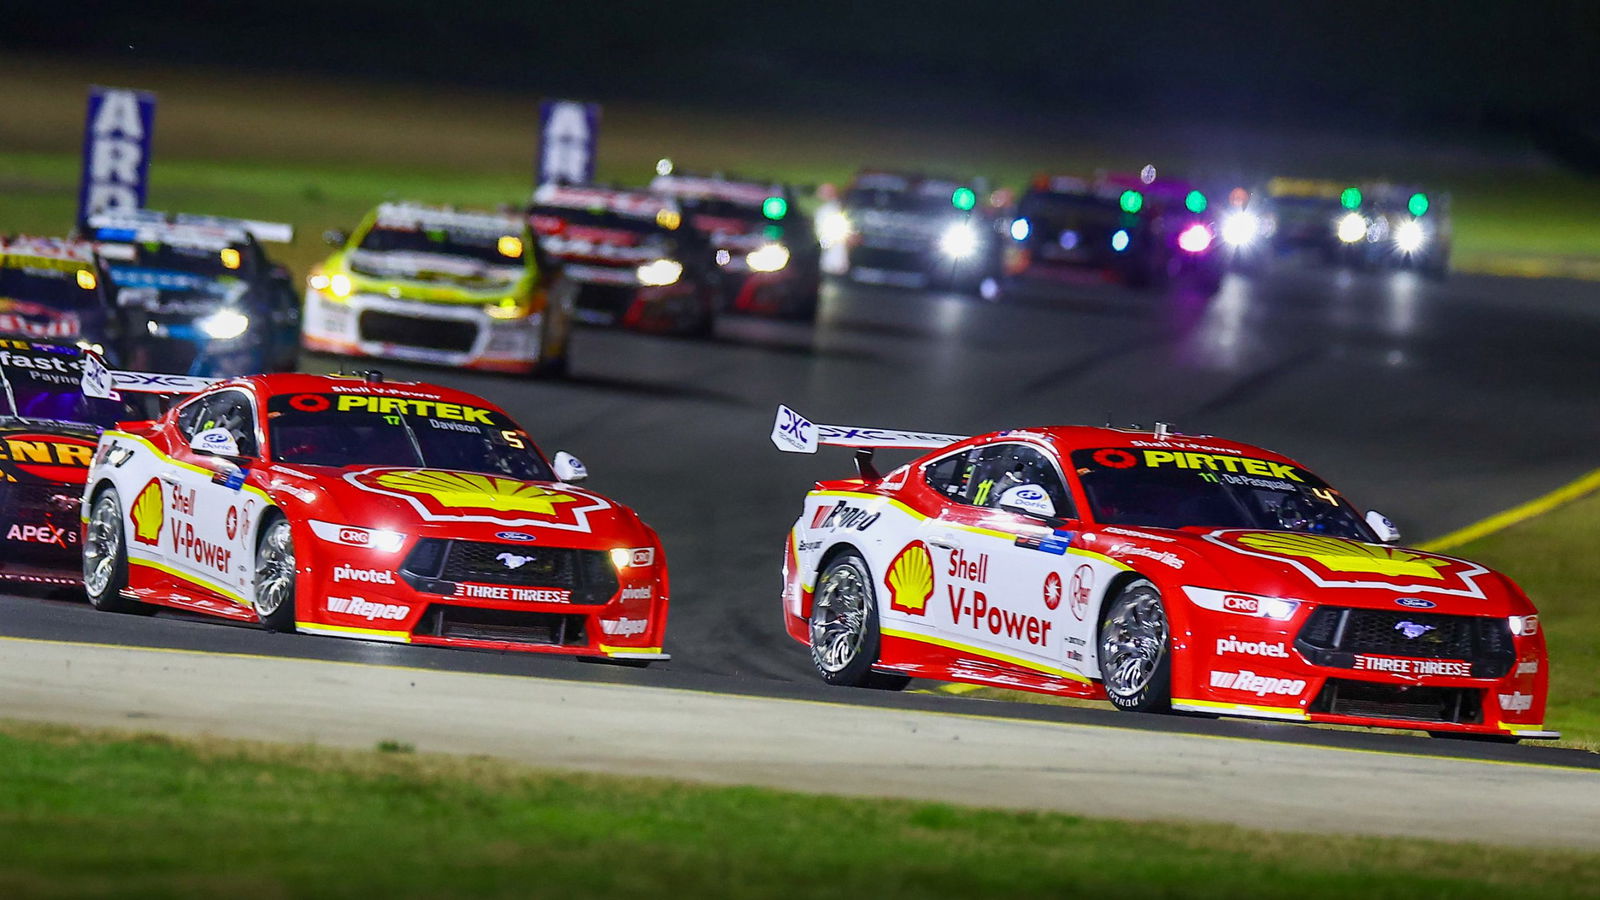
{"left": 496, "top": 552, "right": 535, "bottom": 570}
{"left": 1395, "top": 620, "right": 1435, "bottom": 640}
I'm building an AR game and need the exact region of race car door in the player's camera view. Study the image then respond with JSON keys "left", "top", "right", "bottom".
{"left": 915, "top": 441, "right": 1082, "bottom": 680}
{"left": 156, "top": 388, "right": 261, "bottom": 605}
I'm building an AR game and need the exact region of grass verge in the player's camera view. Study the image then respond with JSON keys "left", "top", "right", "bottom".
{"left": 2, "top": 719, "right": 1598, "bottom": 898}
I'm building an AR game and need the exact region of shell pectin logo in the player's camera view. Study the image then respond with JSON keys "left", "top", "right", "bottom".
{"left": 885, "top": 541, "right": 935, "bottom": 616}
{"left": 129, "top": 478, "right": 164, "bottom": 546}
{"left": 1211, "top": 530, "right": 1489, "bottom": 597}
{"left": 346, "top": 468, "right": 609, "bottom": 531}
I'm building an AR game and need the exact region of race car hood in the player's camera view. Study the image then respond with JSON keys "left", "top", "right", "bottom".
{"left": 340, "top": 250, "right": 526, "bottom": 303}
{"left": 851, "top": 208, "right": 947, "bottom": 238}
{"left": 0, "top": 420, "right": 100, "bottom": 486}
{"left": 263, "top": 464, "right": 652, "bottom": 550}
{"left": 1089, "top": 525, "right": 1529, "bottom": 616}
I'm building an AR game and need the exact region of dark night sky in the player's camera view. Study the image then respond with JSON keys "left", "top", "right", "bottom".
{"left": 9, "top": 2, "right": 1598, "bottom": 135}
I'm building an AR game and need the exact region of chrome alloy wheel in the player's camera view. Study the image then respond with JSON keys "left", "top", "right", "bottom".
{"left": 1098, "top": 582, "right": 1169, "bottom": 700}
{"left": 810, "top": 561, "right": 872, "bottom": 674}
{"left": 82, "top": 491, "right": 122, "bottom": 598}
{"left": 254, "top": 518, "right": 296, "bottom": 618}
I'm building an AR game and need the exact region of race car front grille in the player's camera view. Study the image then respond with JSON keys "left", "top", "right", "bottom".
{"left": 851, "top": 246, "right": 929, "bottom": 273}
{"left": 1295, "top": 607, "right": 1514, "bottom": 678}
{"left": 400, "top": 540, "right": 618, "bottom": 604}
{"left": 358, "top": 310, "right": 477, "bottom": 353}
{"left": 1310, "top": 679, "right": 1482, "bottom": 724}
{"left": 572, "top": 284, "right": 636, "bottom": 322}
{"left": 414, "top": 605, "right": 587, "bottom": 646}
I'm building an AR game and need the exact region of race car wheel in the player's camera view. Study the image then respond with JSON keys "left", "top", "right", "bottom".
{"left": 83, "top": 487, "right": 146, "bottom": 614}
{"left": 809, "top": 552, "right": 909, "bottom": 690}
{"left": 1097, "top": 578, "right": 1173, "bottom": 713}
{"left": 253, "top": 513, "right": 298, "bottom": 632}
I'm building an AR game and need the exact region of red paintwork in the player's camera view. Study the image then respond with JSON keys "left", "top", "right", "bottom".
{"left": 781, "top": 425, "right": 1550, "bottom": 736}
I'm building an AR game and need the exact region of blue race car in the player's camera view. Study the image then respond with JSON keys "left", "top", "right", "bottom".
{"left": 88, "top": 211, "right": 300, "bottom": 376}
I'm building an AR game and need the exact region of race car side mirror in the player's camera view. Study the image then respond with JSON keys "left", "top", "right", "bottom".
{"left": 1366, "top": 510, "right": 1401, "bottom": 544}
{"left": 998, "top": 484, "right": 1056, "bottom": 518}
{"left": 322, "top": 229, "right": 349, "bottom": 247}
{"left": 552, "top": 451, "right": 588, "bottom": 483}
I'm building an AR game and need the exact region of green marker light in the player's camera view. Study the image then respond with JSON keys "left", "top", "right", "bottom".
{"left": 1185, "top": 190, "right": 1207, "bottom": 213}
{"left": 952, "top": 187, "right": 977, "bottom": 211}
{"left": 1407, "top": 192, "right": 1429, "bottom": 217}
{"left": 762, "top": 196, "right": 788, "bottom": 220}
{"left": 1120, "top": 190, "right": 1144, "bottom": 214}
{"left": 1340, "top": 187, "right": 1362, "bottom": 210}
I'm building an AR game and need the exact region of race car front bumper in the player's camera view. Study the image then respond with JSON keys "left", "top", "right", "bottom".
{"left": 302, "top": 290, "right": 544, "bottom": 373}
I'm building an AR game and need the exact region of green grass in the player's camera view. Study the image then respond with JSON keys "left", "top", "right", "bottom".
{"left": 3, "top": 53, "right": 1600, "bottom": 273}
{"left": 1, "top": 720, "right": 1597, "bottom": 898}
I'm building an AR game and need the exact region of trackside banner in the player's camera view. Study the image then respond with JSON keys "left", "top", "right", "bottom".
{"left": 77, "top": 86, "right": 157, "bottom": 226}
{"left": 536, "top": 100, "right": 600, "bottom": 187}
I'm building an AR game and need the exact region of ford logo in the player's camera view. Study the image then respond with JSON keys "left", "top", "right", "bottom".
{"left": 1395, "top": 597, "right": 1436, "bottom": 609}
{"left": 496, "top": 531, "right": 537, "bottom": 542}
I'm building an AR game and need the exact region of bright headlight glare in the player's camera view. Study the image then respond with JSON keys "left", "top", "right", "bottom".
{"left": 486, "top": 299, "right": 525, "bottom": 319}
{"left": 1178, "top": 224, "right": 1213, "bottom": 253}
{"left": 610, "top": 547, "right": 633, "bottom": 569}
{"left": 1221, "top": 212, "right": 1260, "bottom": 247}
{"left": 308, "top": 273, "right": 331, "bottom": 291}
{"left": 1394, "top": 219, "right": 1426, "bottom": 253}
{"left": 328, "top": 273, "right": 353, "bottom": 298}
{"left": 636, "top": 259, "right": 683, "bottom": 286}
{"left": 1010, "top": 218, "right": 1031, "bottom": 241}
{"left": 1337, "top": 213, "right": 1368, "bottom": 244}
{"left": 1509, "top": 615, "right": 1539, "bottom": 636}
{"left": 745, "top": 243, "right": 791, "bottom": 272}
{"left": 939, "top": 222, "right": 979, "bottom": 259}
{"left": 200, "top": 309, "right": 250, "bottom": 340}
{"left": 1262, "top": 598, "right": 1299, "bottom": 620}
{"left": 817, "top": 211, "right": 852, "bottom": 247}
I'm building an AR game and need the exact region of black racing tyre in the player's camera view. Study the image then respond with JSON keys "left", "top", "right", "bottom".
{"left": 82, "top": 487, "right": 148, "bottom": 614}
{"left": 809, "top": 551, "right": 909, "bottom": 690}
{"left": 253, "top": 513, "right": 298, "bottom": 633}
{"left": 1097, "top": 578, "right": 1173, "bottom": 713}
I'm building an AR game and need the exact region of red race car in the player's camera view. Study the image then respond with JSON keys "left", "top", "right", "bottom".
{"left": 771, "top": 406, "right": 1553, "bottom": 741}
{"left": 80, "top": 372, "right": 669, "bottom": 663}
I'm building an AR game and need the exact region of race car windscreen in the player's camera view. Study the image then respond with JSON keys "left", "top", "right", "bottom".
{"left": 1018, "top": 193, "right": 1124, "bottom": 230}
{"left": 530, "top": 208, "right": 683, "bottom": 255}
{"left": 120, "top": 241, "right": 252, "bottom": 278}
{"left": 356, "top": 223, "right": 525, "bottom": 267}
{"left": 266, "top": 393, "right": 553, "bottom": 481}
{"left": 0, "top": 263, "right": 100, "bottom": 310}
{"left": 846, "top": 182, "right": 966, "bottom": 214}
{"left": 1072, "top": 447, "right": 1372, "bottom": 539}
{"left": 0, "top": 343, "right": 141, "bottom": 427}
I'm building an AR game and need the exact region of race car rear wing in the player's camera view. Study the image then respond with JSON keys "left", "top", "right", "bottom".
{"left": 771, "top": 404, "right": 966, "bottom": 478}
{"left": 81, "top": 352, "right": 214, "bottom": 403}
{"left": 87, "top": 211, "right": 295, "bottom": 245}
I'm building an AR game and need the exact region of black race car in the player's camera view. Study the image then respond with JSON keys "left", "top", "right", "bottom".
{"left": 87, "top": 211, "right": 301, "bottom": 376}
{"left": 1358, "top": 184, "right": 1451, "bottom": 278}
{"left": 827, "top": 170, "right": 1001, "bottom": 293}
{"left": 529, "top": 184, "right": 721, "bottom": 336}
{"left": 650, "top": 170, "right": 821, "bottom": 320}
{"left": 0, "top": 339, "right": 204, "bottom": 587}
{"left": 0, "top": 237, "right": 121, "bottom": 360}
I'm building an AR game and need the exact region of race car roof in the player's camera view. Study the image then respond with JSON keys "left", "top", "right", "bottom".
{"left": 1027, "top": 175, "right": 1124, "bottom": 201}
{"left": 0, "top": 237, "right": 97, "bottom": 265}
{"left": 650, "top": 174, "right": 781, "bottom": 207}
{"left": 218, "top": 372, "right": 514, "bottom": 416}
{"left": 531, "top": 184, "right": 678, "bottom": 219}
{"left": 86, "top": 210, "right": 294, "bottom": 245}
{"left": 1266, "top": 177, "right": 1345, "bottom": 198}
{"left": 373, "top": 203, "right": 523, "bottom": 235}
{"left": 852, "top": 171, "right": 971, "bottom": 195}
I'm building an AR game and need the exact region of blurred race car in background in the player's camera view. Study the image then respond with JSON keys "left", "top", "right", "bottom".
{"left": 303, "top": 203, "right": 570, "bottom": 376}
{"left": 88, "top": 211, "right": 301, "bottom": 376}
{"left": 771, "top": 406, "right": 1554, "bottom": 741}
{"left": 81, "top": 371, "right": 670, "bottom": 664}
{"left": 0, "top": 339, "right": 203, "bottom": 587}
{"left": 822, "top": 170, "right": 1001, "bottom": 293}
{"left": 651, "top": 168, "right": 821, "bottom": 320}
{"left": 530, "top": 184, "right": 720, "bottom": 336}
{"left": 1259, "top": 177, "right": 1352, "bottom": 263}
{"left": 989, "top": 174, "right": 1221, "bottom": 298}
{"left": 0, "top": 237, "right": 121, "bottom": 359}
{"left": 1351, "top": 183, "right": 1451, "bottom": 277}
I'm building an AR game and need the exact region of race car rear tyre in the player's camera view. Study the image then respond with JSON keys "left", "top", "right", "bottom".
{"left": 1098, "top": 578, "right": 1173, "bottom": 713}
{"left": 810, "top": 552, "right": 908, "bottom": 690}
{"left": 253, "top": 513, "right": 298, "bottom": 633}
{"left": 83, "top": 487, "right": 147, "bottom": 614}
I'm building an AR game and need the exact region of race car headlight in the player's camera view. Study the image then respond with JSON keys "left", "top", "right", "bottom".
{"left": 1394, "top": 219, "right": 1426, "bottom": 254}
{"left": 485, "top": 298, "right": 526, "bottom": 319}
{"left": 313, "top": 273, "right": 353, "bottom": 299}
{"left": 308, "top": 520, "right": 405, "bottom": 553}
{"left": 1177, "top": 224, "right": 1213, "bottom": 253}
{"left": 939, "top": 222, "right": 979, "bottom": 259}
{"left": 1261, "top": 597, "right": 1299, "bottom": 621}
{"left": 1220, "top": 211, "right": 1260, "bottom": 247}
{"left": 817, "top": 210, "right": 852, "bottom": 247}
{"left": 1509, "top": 615, "right": 1539, "bottom": 637}
{"left": 1010, "top": 218, "right": 1031, "bottom": 241}
{"left": 199, "top": 309, "right": 250, "bottom": 341}
{"left": 636, "top": 258, "right": 683, "bottom": 287}
{"left": 746, "top": 243, "right": 791, "bottom": 272}
{"left": 1337, "top": 213, "right": 1368, "bottom": 244}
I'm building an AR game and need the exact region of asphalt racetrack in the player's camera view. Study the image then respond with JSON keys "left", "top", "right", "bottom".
{"left": 4, "top": 265, "right": 1600, "bottom": 834}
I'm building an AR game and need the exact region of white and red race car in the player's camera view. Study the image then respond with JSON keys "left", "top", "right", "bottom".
{"left": 772, "top": 406, "right": 1553, "bottom": 741}
{"left": 79, "top": 372, "right": 668, "bottom": 662}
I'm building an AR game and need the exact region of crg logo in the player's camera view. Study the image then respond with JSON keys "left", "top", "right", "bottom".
{"left": 1222, "top": 595, "right": 1260, "bottom": 614}
{"left": 339, "top": 528, "right": 370, "bottom": 546}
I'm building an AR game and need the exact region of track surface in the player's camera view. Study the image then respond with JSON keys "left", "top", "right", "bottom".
{"left": 5, "top": 266, "right": 1600, "bottom": 773}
